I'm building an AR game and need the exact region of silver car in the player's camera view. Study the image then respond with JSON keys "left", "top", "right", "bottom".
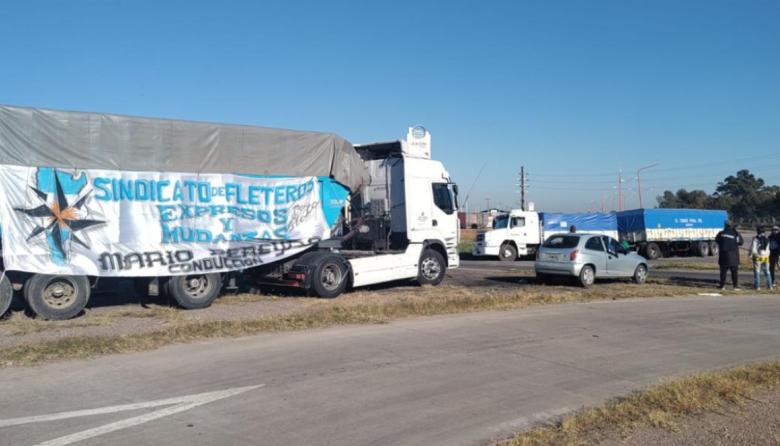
{"left": 534, "top": 233, "right": 649, "bottom": 287}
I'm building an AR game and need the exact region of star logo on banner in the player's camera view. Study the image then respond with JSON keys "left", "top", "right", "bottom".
{"left": 14, "top": 169, "right": 106, "bottom": 261}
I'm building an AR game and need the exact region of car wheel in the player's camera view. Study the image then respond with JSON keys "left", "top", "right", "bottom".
{"left": 24, "top": 274, "right": 90, "bottom": 320}
{"left": 0, "top": 274, "right": 12, "bottom": 319}
{"left": 633, "top": 264, "right": 648, "bottom": 284}
{"left": 166, "top": 273, "right": 222, "bottom": 309}
{"left": 499, "top": 243, "right": 517, "bottom": 262}
{"left": 418, "top": 249, "right": 446, "bottom": 286}
{"left": 578, "top": 265, "right": 595, "bottom": 288}
{"left": 644, "top": 243, "right": 661, "bottom": 260}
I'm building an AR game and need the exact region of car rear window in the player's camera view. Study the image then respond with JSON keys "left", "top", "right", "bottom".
{"left": 542, "top": 235, "right": 580, "bottom": 249}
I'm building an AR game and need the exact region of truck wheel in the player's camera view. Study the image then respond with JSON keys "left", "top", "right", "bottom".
{"left": 0, "top": 274, "right": 12, "bottom": 318}
{"left": 24, "top": 274, "right": 90, "bottom": 320}
{"left": 695, "top": 241, "right": 710, "bottom": 257}
{"left": 578, "top": 265, "right": 595, "bottom": 288}
{"left": 498, "top": 243, "right": 517, "bottom": 262}
{"left": 709, "top": 241, "right": 719, "bottom": 257}
{"left": 166, "top": 274, "right": 222, "bottom": 309}
{"left": 418, "top": 249, "right": 446, "bottom": 286}
{"left": 644, "top": 243, "right": 661, "bottom": 260}
{"left": 310, "top": 254, "right": 349, "bottom": 298}
{"left": 633, "top": 264, "right": 648, "bottom": 284}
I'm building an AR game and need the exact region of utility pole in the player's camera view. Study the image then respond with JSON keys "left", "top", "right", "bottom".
{"left": 518, "top": 166, "right": 528, "bottom": 211}
{"left": 637, "top": 163, "right": 659, "bottom": 209}
{"left": 485, "top": 197, "right": 491, "bottom": 210}
{"left": 617, "top": 169, "right": 623, "bottom": 211}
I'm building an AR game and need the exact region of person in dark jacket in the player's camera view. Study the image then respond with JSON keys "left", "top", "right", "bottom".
{"left": 715, "top": 222, "right": 744, "bottom": 290}
{"left": 770, "top": 225, "right": 780, "bottom": 285}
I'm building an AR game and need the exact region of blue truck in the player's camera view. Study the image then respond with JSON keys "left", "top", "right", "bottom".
{"left": 616, "top": 208, "right": 729, "bottom": 260}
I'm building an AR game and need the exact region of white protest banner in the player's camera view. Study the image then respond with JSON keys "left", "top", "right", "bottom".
{"left": 0, "top": 165, "right": 341, "bottom": 277}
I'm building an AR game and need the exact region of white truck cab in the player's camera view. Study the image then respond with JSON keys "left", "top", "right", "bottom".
{"left": 472, "top": 209, "right": 541, "bottom": 261}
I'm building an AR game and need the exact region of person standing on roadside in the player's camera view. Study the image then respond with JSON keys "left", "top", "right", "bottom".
{"left": 750, "top": 226, "right": 773, "bottom": 290}
{"left": 715, "top": 222, "right": 743, "bottom": 290}
{"left": 770, "top": 226, "right": 780, "bottom": 286}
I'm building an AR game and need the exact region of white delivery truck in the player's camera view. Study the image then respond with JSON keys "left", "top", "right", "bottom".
{"left": 471, "top": 208, "right": 618, "bottom": 261}
{"left": 0, "top": 106, "right": 459, "bottom": 320}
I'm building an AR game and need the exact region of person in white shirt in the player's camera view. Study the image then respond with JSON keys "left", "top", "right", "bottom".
{"left": 750, "top": 226, "right": 773, "bottom": 290}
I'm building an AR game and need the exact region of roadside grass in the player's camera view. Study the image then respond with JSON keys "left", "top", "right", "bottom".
{"left": 0, "top": 279, "right": 745, "bottom": 367}
{"left": 1, "top": 306, "right": 182, "bottom": 336}
{"left": 497, "top": 359, "right": 780, "bottom": 446}
{"left": 458, "top": 228, "right": 477, "bottom": 254}
{"left": 652, "top": 253, "right": 754, "bottom": 271}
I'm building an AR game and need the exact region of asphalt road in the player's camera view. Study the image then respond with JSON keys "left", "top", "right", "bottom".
{"left": 2, "top": 295, "right": 780, "bottom": 446}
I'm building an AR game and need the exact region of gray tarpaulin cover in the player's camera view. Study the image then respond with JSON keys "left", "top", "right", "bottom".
{"left": 0, "top": 105, "right": 368, "bottom": 190}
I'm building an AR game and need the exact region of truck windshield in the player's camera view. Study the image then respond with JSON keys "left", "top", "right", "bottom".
{"left": 493, "top": 216, "right": 509, "bottom": 229}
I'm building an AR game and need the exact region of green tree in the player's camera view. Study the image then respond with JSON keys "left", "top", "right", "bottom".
{"left": 656, "top": 169, "right": 779, "bottom": 224}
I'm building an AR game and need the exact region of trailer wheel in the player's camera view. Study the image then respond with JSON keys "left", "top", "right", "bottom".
{"left": 644, "top": 243, "right": 661, "bottom": 260}
{"left": 24, "top": 274, "right": 90, "bottom": 320}
{"left": 578, "top": 265, "right": 595, "bottom": 288}
{"left": 498, "top": 243, "right": 517, "bottom": 262}
{"left": 695, "top": 241, "right": 710, "bottom": 257}
{"left": 0, "top": 273, "right": 12, "bottom": 319}
{"left": 418, "top": 249, "right": 446, "bottom": 286}
{"left": 166, "top": 273, "right": 222, "bottom": 309}
{"left": 309, "top": 254, "right": 349, "bottom": 298}
{"left": 709, "top": 241, "right": 719, "bottom": 257}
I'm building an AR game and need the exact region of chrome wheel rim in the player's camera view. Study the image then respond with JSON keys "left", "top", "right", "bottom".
{"left": 42, "top": 279, "right": 77, "bottom": 309}
{"left": 583, "top": 268, "right": 594, "bottom": 285}
{"left": 183, "top": 275, "right": 212, "bottom": 298}
{"left": 321, "top": 264, "right": 343, "bottom": 291}
{"left": 421, "top": 257, "right": 442, "bottom": 280}
{"left": 636, "top": 266, "right": 647, "bottom": 282}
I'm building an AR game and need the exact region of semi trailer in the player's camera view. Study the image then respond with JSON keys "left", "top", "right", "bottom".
{"left": 616, "top": 208, "right": 728, "bottom": 260}
{"left": 0, "top": 105, "right": 459, "bottom": 320}
{"left": 471, "top": 208, "right": 618, "bottom": 261}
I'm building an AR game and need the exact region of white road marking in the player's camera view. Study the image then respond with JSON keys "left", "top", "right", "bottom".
{"left": 0, "top": 385, "right": 263, "bottom": 446}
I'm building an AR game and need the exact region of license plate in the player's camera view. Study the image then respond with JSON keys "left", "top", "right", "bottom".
{"left": 544, "top": 253, "right": 562, "bottom": 261}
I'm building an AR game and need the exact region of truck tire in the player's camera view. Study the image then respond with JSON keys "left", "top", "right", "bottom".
{"left": 498, "top": 243, "right": 517, "bottom": 262}
{"left": 644, "top": 243, "right": 661, "bottom": 260}
{"left": 418, "top": 249, "right": 446, "bottom": 286}
{"left": 166, "top": 273, "right": 222, "bottom": 309}
{"left": 709, "top": 241, "right": 719, "bottom": 257}
{"left": 578, "top": 265, "right": 595, "bottom": 288}
{"left": 309, "top": 253, "right": 350, "bottom": 298}
{"left": 0, "top": 274, "right": 12, "bottom": 319}
{"left": 633, "top": 264, "right": 648, "bottom": 284}
{"left": 695, "top": 241, "right": 710, "bottom": 257}
{"left": 24, "top": 274, "right": 90, "bottom": 320}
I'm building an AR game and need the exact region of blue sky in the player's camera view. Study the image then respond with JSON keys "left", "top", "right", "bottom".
{"left": 1, "top": 0, "right": 779, "bottom": 212}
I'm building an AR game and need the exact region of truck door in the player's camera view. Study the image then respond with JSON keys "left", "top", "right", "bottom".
{"left": 431, "top": 182, "right": 459, "bottom": 259}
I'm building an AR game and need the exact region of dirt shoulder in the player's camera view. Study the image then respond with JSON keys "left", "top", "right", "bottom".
{"left": 601, "top": 390, "right": 780, "bottom": 446}
{"left": 500, "top": 360, "right": 780, "bottom": 446}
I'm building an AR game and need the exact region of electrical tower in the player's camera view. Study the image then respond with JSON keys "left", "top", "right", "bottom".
{"left": 518, "top": 167, "right": 529, "bottom": 211}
